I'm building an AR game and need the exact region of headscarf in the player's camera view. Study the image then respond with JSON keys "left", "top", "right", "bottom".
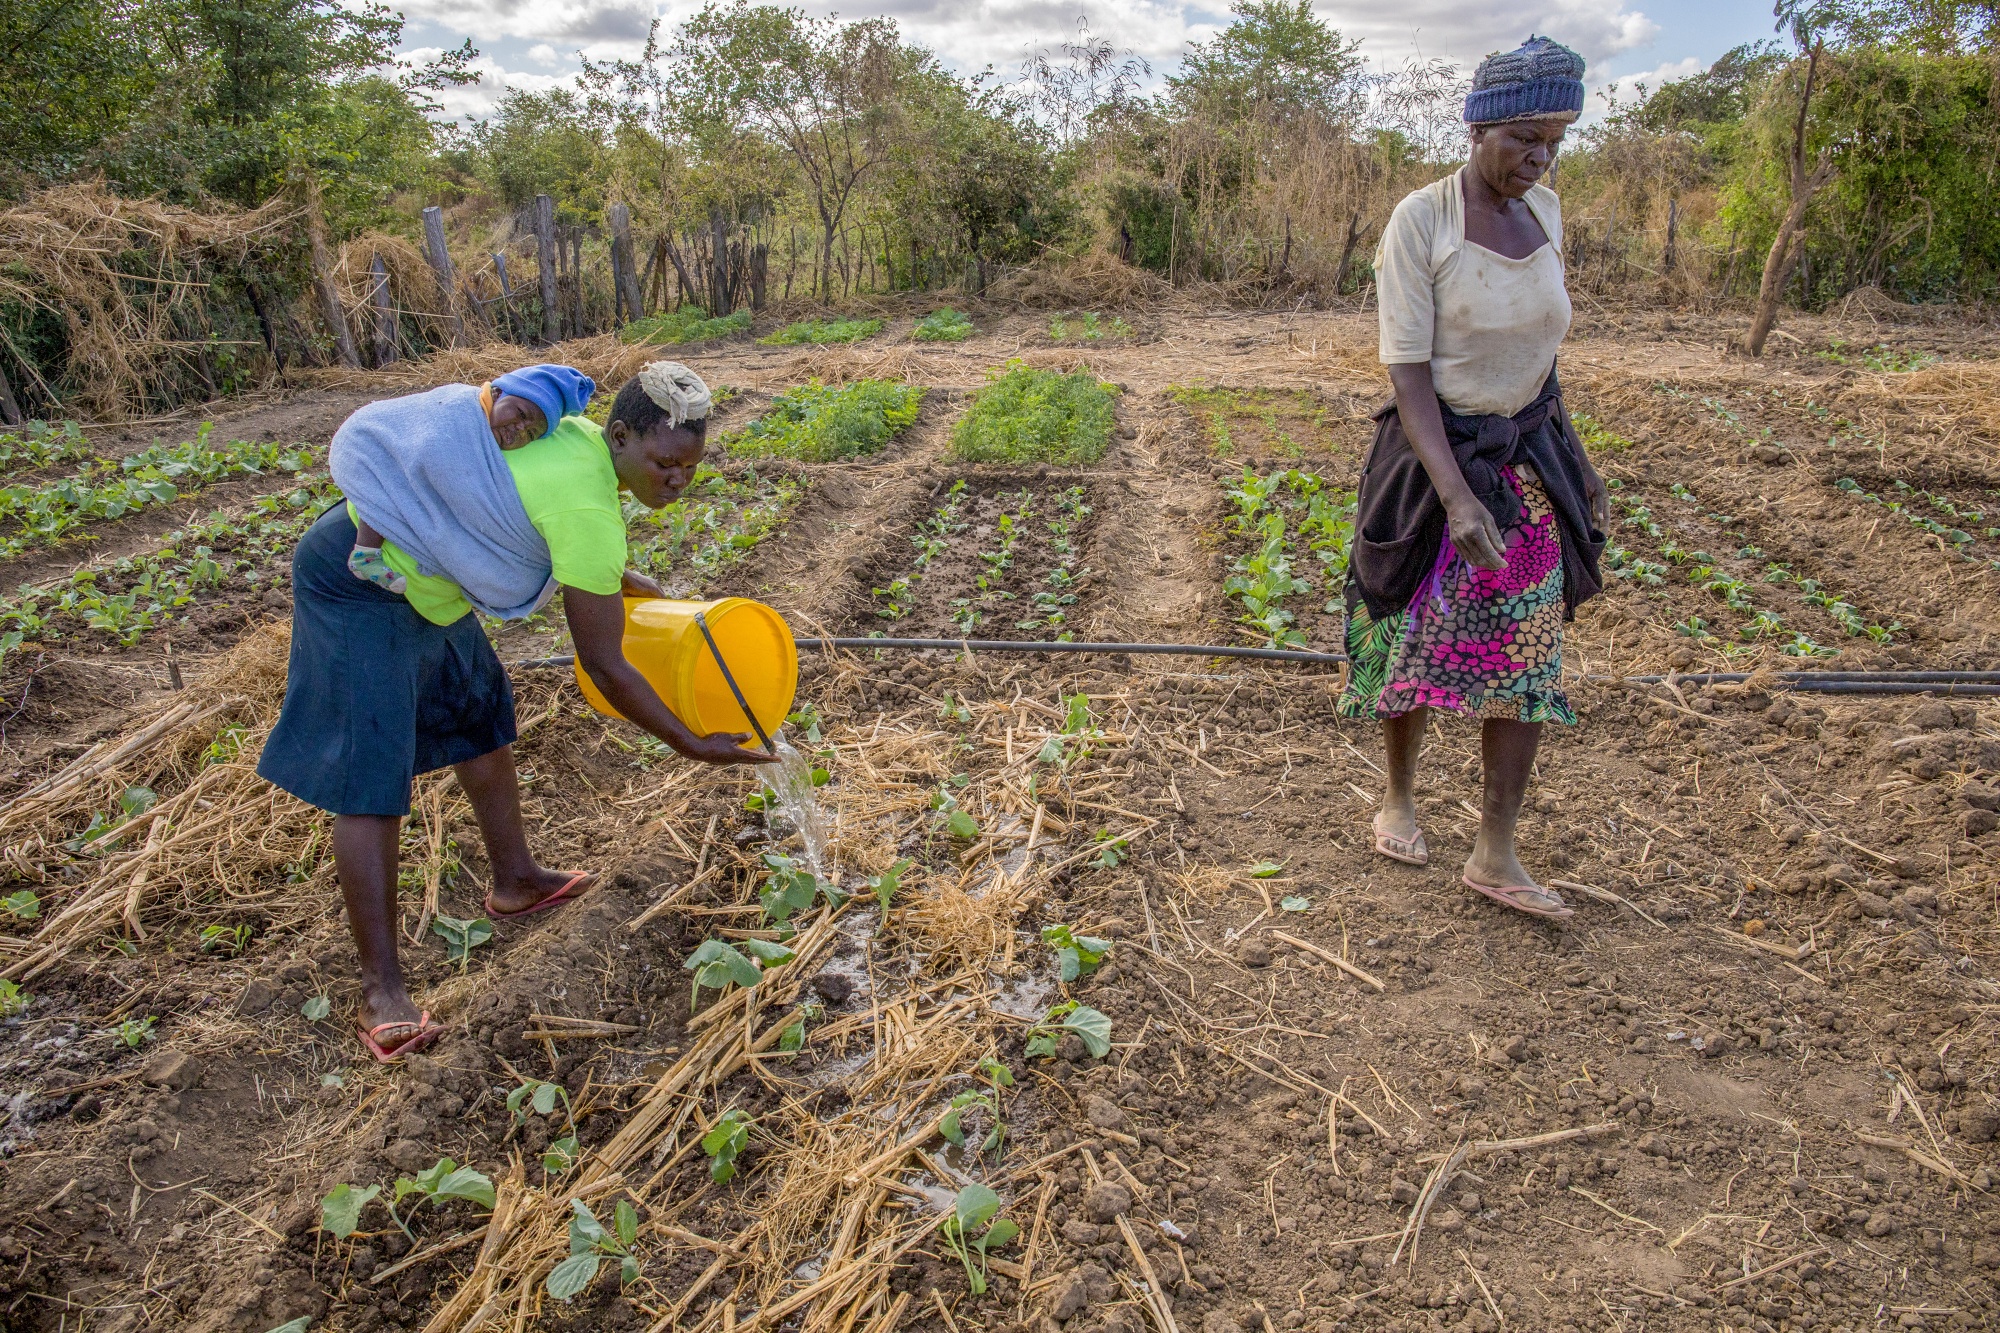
{"left": 635, "top": 360, "right": 712, "bottom": 427}
{"left": 1464, "top": 36, "right": 1586, "bottom": 126}
{"left": 490, "top": 364, "right": 596, "bottom": 439}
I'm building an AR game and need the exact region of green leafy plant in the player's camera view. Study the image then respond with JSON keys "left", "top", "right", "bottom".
{"left": 431, "top": 914, "right": 494, "bottom": 969}
{"left": 0, "top": 978, "right": 29, "bottom": 1017}
{"left": 702, "top": 1108, "right": 753, "bottom": 1182}
{"left": 723, "top": 379, "right": 922, "bottom": 462}
{"left": 388, "top": 1157, "right": 496, "bottom": 1238}
{"left": 301, "top": 995, "right": 331, "bottom": 1021}
{"left": 952, "top": 363, "right": 1118, "bottom": 466}
{"left": 1092, "top": 830, "right": 1129, "bottom": 868}
{"left": 759, "top": 853, "right": 842, "bottom": 932}
{"left": 868, "top": 858, "right": 913, "bottom": 912}
{"left": 1041, "top": 923, "right": 1110, "bottom": 982}
{"left": 914, "top": 307, "right": 975, "bottom": 341}
{"left": 114, "top": 1015, "right": 156, "bottom": 1047}
{"left": 1037, "top": 693, "right": 1102, "bottom": 767}
{"left": 621, "top": 305, "right": 753, "bottom": 345}
{"left": 684, "top": 937, "right": 795, "bottom": 1009}
{"left": 199, "top": 922, "right": 251, "bottom": 954}
{"left": 1280, "top": 895, "right": 1311, "bottom": 912}
{"left": 547, "top": 1197, "right": 641, "bottom": 1301}
{"left": 1024, "top": 1001, "right": 1112, "bottom": 1059}
{"left": 759, "top": 317, "right": 885, "bottom": 346}
{"left": 319, "top": 1181, "right": 381, "bottom": 1239}
{"left": 2, "top": 889, "right": 39, "bottom": 920}
{"left": 940, "top": 1184, "right": 1019, "bottom": 1295}
{"left": 507, "top": 1077, "right": 582, "bottom": 1172}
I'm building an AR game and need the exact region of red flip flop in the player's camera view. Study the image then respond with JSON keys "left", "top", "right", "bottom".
{"left": 1462, "top": 875, "right": 1574, "bottom": 920}
{"left": 358, "top": 1011, "right": 443, "bottom": 1064}
{"left": 484, "top": 870, "right": 596, "bottom": 921}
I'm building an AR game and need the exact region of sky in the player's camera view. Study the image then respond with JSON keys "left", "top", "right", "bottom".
{"left": 394, "top": 0, "right": 1781, "bottom": 127}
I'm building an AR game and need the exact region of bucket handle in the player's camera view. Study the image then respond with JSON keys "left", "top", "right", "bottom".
{"left": 693, "top": 610, "right": 778, "bottom": 755}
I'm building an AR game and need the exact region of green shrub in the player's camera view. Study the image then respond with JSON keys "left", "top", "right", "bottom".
{"left": 913, "top": 308, "right": 975, "bottom": 342}
{"left": 952, "top": 363, "right": 1118, "bottom": 466}
{"left": 757, "top": 318, "right": 884, "bottom": 346}
{"left": 621, "top": 306, "right": 754, "bottom": 345}
{"left": 725, "top": 380, "right": 923, "bottom": 462}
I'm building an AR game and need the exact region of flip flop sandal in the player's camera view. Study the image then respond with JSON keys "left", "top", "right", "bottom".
{"left": 1462, "top": 875, "right": 1574, "bottom": 920}
{"left": 484, "top": 870, "right": 596, "bottom": 921}
{"left": 357, "top": 1011, "right": 442, "bottom": 1064}
{"left": 1372, "top": 815, "right": 1429, "bottom": 867}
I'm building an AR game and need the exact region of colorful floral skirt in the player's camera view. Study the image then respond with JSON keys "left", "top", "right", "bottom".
{"left": 1337, "top": 466, "right": 1573, "bottom": 725}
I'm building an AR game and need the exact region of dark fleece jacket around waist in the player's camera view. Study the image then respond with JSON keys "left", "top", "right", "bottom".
{"left": 1349, "top": 369, "right": 1605, "bottom": 622}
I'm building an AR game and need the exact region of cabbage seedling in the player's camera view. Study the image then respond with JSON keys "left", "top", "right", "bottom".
{"left": 940, "top": 1184, "right": 1019, "bottom": 1295}
{"left": 546, "top": 1197, "right": 640, "bottom": 1301}
{"left": 1024, "top": 1001, "right": 1112, "bottom": 1059}
{"left": 869, "top": 858, "right": 913, "bottom": 912}
{"left": 508, "top": 1078, "right": 581, "bottom": 1173}
{"left": 0, "top": 978, "right": 29, "bottom": 1017}
{"left": 1041, "top": 923, "right": 1110, "bottom": 982}
{"left": 319, "top": 1182, "right": 381, "bottom": 1239}
{"left": 702, "top": 1108, "right": 753, "bottom": 1182}
{"left": 684, "top": 937, "right": 795, "bottom": 1010}
{"left": 431, "top": 914, "right": 493, "bottom": 970}
{"left": 759, "top": 853, "right": 840, "bottom": 932}
{"left": 1, "top": 889, "right": 38, "bottom": 920}
{"left": 389, "top": 1157, "right": 496, "bottom": 1237}
{"left": 114, "top": 1015, "right": 156, "bottom": 1047}
{"left": 301, "top": 995, "right": 331, "bottom": 1021}
{"left": 199, "top": 922, "right": 251, "bottom": 954}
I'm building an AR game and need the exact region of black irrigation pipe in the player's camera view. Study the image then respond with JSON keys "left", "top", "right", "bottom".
{"left": 512, "top": 640, "right": 2000, "bottom": 695}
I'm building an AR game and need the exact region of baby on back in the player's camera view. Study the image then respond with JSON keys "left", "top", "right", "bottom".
{"left": 348, "top": 364, "right": 595, "bottom": 594}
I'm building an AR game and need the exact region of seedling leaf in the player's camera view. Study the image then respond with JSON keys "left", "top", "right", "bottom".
{"left": 320, "top": 1182, "right": 381, "bottom": 1239}
{"left": 946, "top": 810, "right": 979, "bottom": 840}
{"left": 1249, "top": 861, "right": 1286, "bottom": 878}
{"left": 546, "top": 1252, "right": 601, "bottom": 1302}
{"left": 301, "top": 995, "right": 331, "bottom": 1021}
{"left": 1279, "top": 896, "right": 1310, "bottom": 912}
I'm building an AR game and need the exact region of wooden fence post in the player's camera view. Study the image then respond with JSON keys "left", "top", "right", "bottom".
{"left": 569, "top": 230, "right": 586, "bottom": 335}
{"left": 421, "top": 206, "right": 468, "bottom": 348}
{"left": 534, "top": 195, "right": 560, "bottom": 345}
{"left": 369, "top": 254, "right": 398, "bottom": 367}
{"left": 493, "top": 253, "right": 518, "bottom": 342}
{"left": 0, "top": 357, "right": 22, "bottom": 427}
{"left": 303, "top": 188, "right": 360, "bottom": 369}
{"left": 608, "top": 203, "right": 646, "bottom": 326}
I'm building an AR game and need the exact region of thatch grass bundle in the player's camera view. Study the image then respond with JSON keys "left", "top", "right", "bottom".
{"left": 0, "top": 181, "right": 299, "bottom": 419}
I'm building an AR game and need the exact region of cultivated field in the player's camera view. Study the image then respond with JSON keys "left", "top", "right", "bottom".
{"left": 2, "top": 300, "right": 1999, "bottom": 1333}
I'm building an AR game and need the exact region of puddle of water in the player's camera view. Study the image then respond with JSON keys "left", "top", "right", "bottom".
{"left": 990, "top": 966, "right": 1057, "bottom": 1021}
{"left": 761, "top": 735, "right": 833, "bottom": 879}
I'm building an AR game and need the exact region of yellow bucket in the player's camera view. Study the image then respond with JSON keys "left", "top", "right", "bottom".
{"left": 575, "top": 597, "right": 797, "bottom": 741}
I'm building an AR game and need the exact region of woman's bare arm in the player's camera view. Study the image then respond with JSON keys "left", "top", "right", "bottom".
{"left": 1387, "top": 362, "right": 1507, "bottom": 571}
{"left": 564, "top": 586, "right": 773, "bottom": 764}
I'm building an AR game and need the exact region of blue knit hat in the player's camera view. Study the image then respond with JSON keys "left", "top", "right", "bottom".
{"left": 490, "top": 364, "right": 596, "bottom": 440}
{"left": 1463, "top": 36, "right": 1586, "bottom": 125}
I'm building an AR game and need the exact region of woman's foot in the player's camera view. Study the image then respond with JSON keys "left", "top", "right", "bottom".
{"left": 356, "top": 984, "right": 440, "bottom": 1061}
{"left": 484, "top": 866, "right": 597, "bottom": 918}
{"left": 1372, "top": 809, "right": 1429, "bottom": 866}
{"left": 1462, "top": 844, "right": 1571, "bottom": 918}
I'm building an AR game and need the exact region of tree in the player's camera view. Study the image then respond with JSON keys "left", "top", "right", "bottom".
{"left": 1166, "top": 0, "right": 1365, "bottom": 125}
{"left": 1743, "top": 2, "right": 1840, "bottom": 354}
{"left": 670, "top": 1, "right": 911, "bottom": 300}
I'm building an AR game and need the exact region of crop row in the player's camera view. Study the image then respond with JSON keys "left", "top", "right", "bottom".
{"left": 724, "top": 380, "right": 922, "bottom": 463}
{"left": 1220, "top": 467, "right": 1354, "bottom": 649}
{"left": 621, "top": 306, "right": 979, "bottom": 348}
{"left": 0, "top": 478, "right": 338, "bottom": 656}
{"left": 0, "top": 424, "right": 316, "bottom": 559}
{"left": 1169, "top": 385, "right": 1329, "bottom": 459}
{"left": 873, "top": 481, "right": 971, "bottom": 621}
{"left": 625, "top": 464, "right": 804, "bottom": 588}
{"left": 0, "top": 420, "right": 96, "bottom": 481}
{"left": 1603, "top": 485, "right": 1896, "bottom": 656}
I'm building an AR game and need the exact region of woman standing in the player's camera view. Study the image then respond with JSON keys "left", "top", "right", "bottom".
{"left": 259, "top": 362, "right": 768, "bottom": 1061}
{"left": 1339, "top": 37, "right": 1608, "bottom": 920}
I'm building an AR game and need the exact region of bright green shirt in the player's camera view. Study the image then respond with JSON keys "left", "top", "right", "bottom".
{"left": 357, "top": 415, "right": 628, "bottom": 626}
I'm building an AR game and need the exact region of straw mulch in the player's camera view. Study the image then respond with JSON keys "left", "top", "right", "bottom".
{"left": 0, "top": 182, "right": 300, "bottom": 420}
{"left": 417, "top": 682, "right": 1131, "bottom": 1333}
{"left": 1837, "top": 361, "right": 2000, "bottom": 448}
{"left": 0, "top": 624, "right": 332, "bottom": 981}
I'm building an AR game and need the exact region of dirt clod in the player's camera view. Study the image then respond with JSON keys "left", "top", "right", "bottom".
{"left": 1083, "top": 1182, "right": 1133, "bottom": 1222}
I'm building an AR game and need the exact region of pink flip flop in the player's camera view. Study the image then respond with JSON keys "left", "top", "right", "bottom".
{"left": 1463, "top": 875, "right": 1574, "bottom": 920}
{"left": 358, "top": 1011, "right": 443, "bottom": 1064}
{"left": 484, "top": 870, "right": 596, "bottom": 921}
{"left": 1372, "top": 815, "right": 1429, "bottom": 867}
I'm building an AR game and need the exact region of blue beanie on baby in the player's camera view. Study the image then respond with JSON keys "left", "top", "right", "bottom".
{"left": 1463, "top": 36, "right": 1586, "bottom": 125}
{"left": 491, "top": 364, "right": 596, "bottom": 440}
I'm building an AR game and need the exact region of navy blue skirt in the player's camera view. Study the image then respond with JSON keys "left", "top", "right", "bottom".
{"left": 258, "top": 505, "right": 517, "bottom": 816}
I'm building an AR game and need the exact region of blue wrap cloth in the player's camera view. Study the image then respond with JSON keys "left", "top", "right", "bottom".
{"left": 327, "top": 384, "right": 556, "bottom": 621}
{"left": 492, "top": 364, "right": 595, "bottom": 440}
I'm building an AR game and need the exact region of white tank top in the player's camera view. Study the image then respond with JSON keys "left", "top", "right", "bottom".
{"left": 1375, "top": 167, "right": 1573, "bottom": 418}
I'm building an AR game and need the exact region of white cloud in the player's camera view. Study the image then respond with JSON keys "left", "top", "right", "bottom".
{"left": 395, "top": 0, "right": 1667, "bottom": 118}
{"left": 417, "top": 53, "right": 573, "bottom": 120}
